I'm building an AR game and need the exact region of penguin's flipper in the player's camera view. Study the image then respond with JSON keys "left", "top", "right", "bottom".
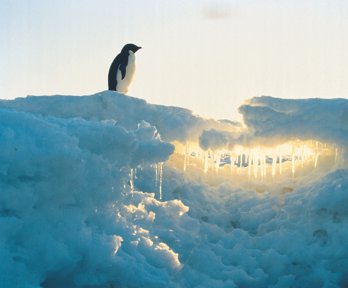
{"left": 119, "top": 64, "right": 126, "bottom": 80}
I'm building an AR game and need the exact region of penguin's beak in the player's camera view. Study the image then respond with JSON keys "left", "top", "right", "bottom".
{"left": 137, "top": 47, "right": 142, "bottom": 51}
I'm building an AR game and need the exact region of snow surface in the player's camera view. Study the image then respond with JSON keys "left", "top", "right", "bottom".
{"left": 0, "top": 91, "right": 348, "bottom": 288}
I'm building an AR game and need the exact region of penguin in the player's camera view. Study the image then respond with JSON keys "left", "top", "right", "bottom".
{"left": 108, "top": 43, "right": 142, "bottom": 93}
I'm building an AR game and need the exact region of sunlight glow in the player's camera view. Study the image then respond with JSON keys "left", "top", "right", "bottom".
{"left": 169, "top": 140, "right": 340, "bottom": 181}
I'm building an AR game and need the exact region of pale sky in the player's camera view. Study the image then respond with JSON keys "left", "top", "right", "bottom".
{"left": 1, "top": 0, "right": 348, "bottom": 120}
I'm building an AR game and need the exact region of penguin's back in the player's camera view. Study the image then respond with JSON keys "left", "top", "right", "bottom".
{"left": 116, "top": 51, "right": 136, "bottom": 93}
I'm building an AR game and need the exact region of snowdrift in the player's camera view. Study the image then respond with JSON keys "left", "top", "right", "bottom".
{"left": 0, "top": 91, "right": 347, "bottom": 288}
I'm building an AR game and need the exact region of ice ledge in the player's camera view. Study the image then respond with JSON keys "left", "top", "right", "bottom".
{"left": 0, "top": 91, "right": 240, "bottom": 143}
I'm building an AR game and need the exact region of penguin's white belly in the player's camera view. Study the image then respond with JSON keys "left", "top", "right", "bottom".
{"left": 116, "top": 52, "right": 136, "bottom": 93}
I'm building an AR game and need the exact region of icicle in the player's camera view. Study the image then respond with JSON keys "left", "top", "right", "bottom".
{"left": 301, "top": 145, "right": 305, "bottom": 168}
{"left": 154, "top": 163, "right": 164, "bottom": 200}
{"left": 253, "top": 154, "right": 258, "bottom": 179}
{"left": 235, "top": 153, "right": 240, "bottom": 175}
{"left": 243, "top": 154, "right": 247, "bottom": 168}
{"left": 335, "top": 147, "right": 338, "bottom": 162}
{"left": 204, "top": 150, "right": 209, "bottom": 174}
{"left": 215, "top": 151, "right": 221, "bottom": 173}
{"left": 183, "top": 143, "right": 189, "bottom": 171}
{"left": 130, "top": 168, "right": 135, "bottom": 193}
{"left": 158, "top": 162, "right": 163, "bottom": 200}
{"left": 230, "top": 152, "right": 234, "bottom": 174}
{"left": 296, "top": 146, "right": 301, "bottom": 164}
{"left": 261, "top": 152, "right": 266, "bottom": 179}
{"left": 314, "top": 153, "right": 319, "bottom": 167}
{"left": 279, "top": 153, "right": 282, "bottom": 175}
{"left": 314, "top": 141, "right": 319, "bottom": 168}
{"left": 247, "top": 152, "right": 252, "bottom": 178}
{"left": 272, "top": 155, "right": 276, "bottom": 177}
{"left": 155, "top": 163, "right": 158, "bottom": 188}
{"left": 260, "top": 153, "right": 264, "bottom": 180}
{"left": 292, "top": 153, "right": 295, "bottom": 176}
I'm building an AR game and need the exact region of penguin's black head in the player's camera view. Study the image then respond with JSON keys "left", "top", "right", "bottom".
{"left": 121, "top": 43, "right": 142, "bottom": 54}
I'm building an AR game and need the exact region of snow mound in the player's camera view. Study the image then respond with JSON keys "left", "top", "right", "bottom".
{"left": 0, "top": 91, "right": 348, "bottom": 287}
{"left": 240, "top": 96, "right": 348, "bottom": 147}
{"left": 200, "top": 96, "right": 348, "bottom": 151}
